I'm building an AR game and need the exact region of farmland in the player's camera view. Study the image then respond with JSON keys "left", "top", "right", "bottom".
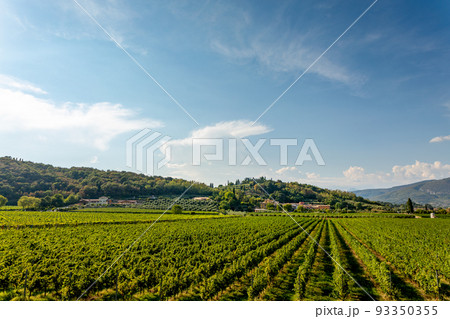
{"left": 0, "top": 210, "right": 448, "bottom": 301}
{"left": 0, "top": 209, "right": 228, "bottom": 228}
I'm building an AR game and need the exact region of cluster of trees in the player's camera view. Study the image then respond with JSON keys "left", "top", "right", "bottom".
{"left": 404, "top": 198, "right": 449, "bottom": 214}
{"left": 14, "top": 194, "right": 80, "bottom": 211}
{"left": 213, "top": 178, "right": 383, "bottom": 212}
{"left": 217, "top": 188, "right": 260, "bottom": 212}
{"left": 0, "top": 157, "right": 213, "bottom": 204}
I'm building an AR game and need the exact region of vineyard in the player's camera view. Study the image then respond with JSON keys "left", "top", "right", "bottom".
{"left": 141, "top": 198, "right": 218, "bottom": 211}
{"left": 0, "top": 209, "right": 228, "bottom": 228}
{"left": 0, "top": 213, "right": 448, "bottom": 301}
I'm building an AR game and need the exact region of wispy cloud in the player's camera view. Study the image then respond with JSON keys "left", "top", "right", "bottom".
{"left": 169, "top": 120, "right": 272, "bottom": 146}
{"left": 206, "top": 1, "right": 365, "bottom": 87}
{"left": 430, "top": 135, "right": 450, "bottom": 143}
{"left": 275, "top": 166, "right": 299, "bottom": 175}
{"left": 211, "top": 36, "right": 361, "bottom": 86}
{"left": 0, "top": 75, "right": 162, "bottom": 150}
{"left": 0, "top": 74, "right": 47, "bottom": 95}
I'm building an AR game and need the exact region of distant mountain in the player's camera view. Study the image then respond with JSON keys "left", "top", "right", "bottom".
{"left": 354, "top": 178, "right": 450, "bottom": 207}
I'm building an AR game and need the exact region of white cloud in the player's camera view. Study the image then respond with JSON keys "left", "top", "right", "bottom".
{"left": 305, "top": 172, "right": 320, "bottom": 179}
{"left": 430, "top": 135, "right": 450, "bottom": 143}
{"left": 169, "top": 120, "right": 272, "bottom": 146}
{"left": 0, "top": 74, "right": 47, "bottom": 95}
{"left": 0, "top": 76, "right": 162, "bottom": 150}
{"left": 292, "top": 161, "right": 450, "bottom": 190}
{"left": 338, "top": 161, "right": 450, "bottom": 188}
{"left": 275, "top": 166, "right": 298, "bottom": 175}
{"left": 343, "top": 166, "right": 366, "bottom": 181}
{"left": 392, "top": 161, "right": 450, "bottom": 180}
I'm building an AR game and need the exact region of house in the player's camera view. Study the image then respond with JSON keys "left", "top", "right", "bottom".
{"left": 260, "top": 199, "right": 275, "bottom": 209}
{"left": 98, "top": 197, "right": 109, "bottom": 205}
{"left": 79, "top": 197, "right": 112, "bottom": 206}
{"left": 79, "top": 199, "right": 100, "bottom": 205}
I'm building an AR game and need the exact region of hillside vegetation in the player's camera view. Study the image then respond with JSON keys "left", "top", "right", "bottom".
{"left": 0, "top": 156, "right": 212, "bottom": 204}
{"left": 0, "top": 157, "right": 385, "bottom": 212}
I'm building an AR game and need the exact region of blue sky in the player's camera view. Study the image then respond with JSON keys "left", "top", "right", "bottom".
{"left": 0, "top": 0, "right": 449, "bottom": 189}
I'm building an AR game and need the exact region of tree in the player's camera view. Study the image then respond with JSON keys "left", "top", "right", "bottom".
{"left": 171, "top": 204, "right": 182, "bottom": 214}
{"left": 51, "top": 194, "right": 65, "bottom": 207}
{"left": 283, "top": 204, "right": 293, "bottom": 212}
{"left": 0, "top": 195, "right": 7, "bottom": 207}
{"left": 266, "top": 203, "right": 275, "bottom": 211}
{"left": 65, "top": 194, "right": 79, "bottom": 205}
{"left": 406, "top": 198, "right": 414, "bottom": 214}
{"left": 18, "top": 196, "right": 41, "bottom": 211}
{"left": 296, "top": 206, "right": 306, "bottom": 213}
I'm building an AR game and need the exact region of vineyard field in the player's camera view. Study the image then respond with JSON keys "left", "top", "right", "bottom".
{"left": 0, "top": 215, "right": 448, "bottom": 301}
{"left": 0, "top": 209, "right": 229, "bottom": 228}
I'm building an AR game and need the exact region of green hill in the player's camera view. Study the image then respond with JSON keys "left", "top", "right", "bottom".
{"left": 354, "top": 178, "right": 450, "bottom": 207}
{"left": 0, "top": 156, "right": 212, "bottom": 204}
{"left": 0, "top": 156, "right": 387, "bottom": 212}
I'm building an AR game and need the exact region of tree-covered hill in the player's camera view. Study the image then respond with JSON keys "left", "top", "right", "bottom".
{"left": 0, "top": 156, "right": 212, "bottom": 204}
{"left": 0, "top": 157, "right": 386, "bottom": 212}
{"left": 213, "top": 177, "right": 385, "bottom": 212}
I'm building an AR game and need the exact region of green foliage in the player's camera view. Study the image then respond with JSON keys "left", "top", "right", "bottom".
{"left": 171, "top": 205, "right": 182, "bottom": 214}
{"left": 215, "top": 178, "right": 386, "bottom": 212}
{"left": 0, "top": 195, "right": 7, "bottom": 207}
{"left": 334, "top": 221, "right": 397, "bottom": 298}
{"left": 0, "top": 216, "right": 448, "bottom": 300}
{"left": 338, "top": 218, "right": 449, "bottom": 295}
{"left": 0, "top": 209, "right": 228, "bottom": 227}
{"left": 294, "top": 221, "right": 324, "bottom": 299}
{"left": 142, "top": 198, "right": 218, "bottom": 212}
{"left": 406, "top": 198, "right": 414, "bottom": 214}
{"left": 17, "top": 196, "right": 41, "bottom": 211}
{"left": 0, "top": 157, "right": 213, "bottom": 204}
{"left": 328, "top": 221, "right": 349, "bottom": 300}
